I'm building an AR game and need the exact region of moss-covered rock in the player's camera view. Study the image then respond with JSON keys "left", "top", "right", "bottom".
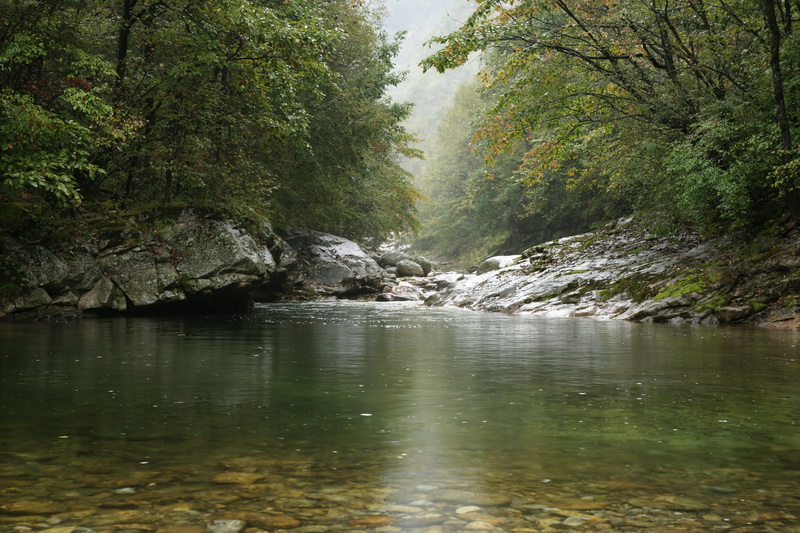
{"left": 427, "top": 217, "right": 800, "bottom": 329}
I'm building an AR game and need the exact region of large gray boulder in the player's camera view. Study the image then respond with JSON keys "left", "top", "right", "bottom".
{"left": 377, "top": 281, "right": 424, "bottom": 301}
{"left": 380, "top": 250, "right": 432, "bottom": 276}
{"left": 98, "top": 247, "right": 174, "bottom": 308}
{"left": 413, "top": 255, "right": 433, "bottom": 276}
{"left": 0, "top": 209, "right": 280, "bottom": 319}
{"left": 396, "top": 259, "right": 425, "bottom": 277}
{"left": 78, "top": 277, "right": 128, "bottom": 312}
{"left": 13, "top": 245, "right": 70, "bottom": 293}
{"left": 162, "top": 212, "right": 276, "bottom": 298}
{"left": 0, "top": 243, "right": 74, "bottom": 318}
{"left": 380, "top": 250, "right": 413, "bottom": 267}
{"left": 283, "top": 229, "right": 384, "bottom": 297}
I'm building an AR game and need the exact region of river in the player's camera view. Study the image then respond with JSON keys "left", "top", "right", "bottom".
{"left": 1, "top": 301, "right": 799, "bottom": 531}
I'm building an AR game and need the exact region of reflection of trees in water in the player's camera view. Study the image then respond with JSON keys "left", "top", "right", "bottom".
{"left": 1, "top": 303, "right": 798, "bottom": 490}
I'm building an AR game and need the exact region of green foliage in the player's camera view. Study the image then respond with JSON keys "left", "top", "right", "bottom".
{"left": 413, "top": 77, "right": 615, "bottom": 266}
{"left": 0, "top": 4, "right": 120, "bottom": 206}
{"left": 102, "top": 0, "right": 344, "bottom": 206}
{"left": 663, "top": 97, "right": 786, "bottom": 229}
{"left": 1, "top": 91, "right": 108, "bottom": 206}
{"left": 415, "top": 0, "right": 800, "bottom": 263}
{"left": 412, "top": 82, "right": 519, "bottom": 265}
{"left": 268, "top": 1, "right": 422, "bottom": 241}
{"left": 0, "top": 0, "right": 420, "bottom": 242}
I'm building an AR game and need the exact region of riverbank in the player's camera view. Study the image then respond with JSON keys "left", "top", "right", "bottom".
{"left": 0, "top": 207, "right": 429, "bottom": 320}
{"left": 3, "top": 207, "right": 799, "bottom": 329}
{"left": 0, "top": 207, "right": 284, "bottom": 320}
{"left": 426, "top": 217, "right": 800, "bottom": 329}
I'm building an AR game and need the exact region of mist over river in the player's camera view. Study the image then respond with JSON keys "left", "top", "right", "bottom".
{"left": 1, "top": 302, "right": 799, "bottom": 531}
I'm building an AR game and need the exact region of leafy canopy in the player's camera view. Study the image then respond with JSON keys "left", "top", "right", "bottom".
{"left": 417, "top": 0, "right": 800, "bottom": 251}
{"left": 0, "top": 0, "right": 420, "bottom": 241}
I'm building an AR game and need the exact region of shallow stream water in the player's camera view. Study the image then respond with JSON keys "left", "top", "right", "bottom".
{"left": 1, "top": 302, "right": 799, "bottom": 532}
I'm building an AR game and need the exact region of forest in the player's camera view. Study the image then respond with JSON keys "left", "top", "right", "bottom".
{"left": 2, "top": 0, "right": 800, "bottom": 266}
{"left": 412, "top": 0, "right": 800, "bottom": 266}
{"left": 0, "top": 0, "right": 420, "bottom": 242}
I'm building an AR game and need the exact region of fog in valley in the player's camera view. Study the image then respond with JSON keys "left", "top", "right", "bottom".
{"left": 382, "top": 0, "right": 471, "bottom": 74}
{"left": 381, "top": 0, "right": 480, "bottom": 175}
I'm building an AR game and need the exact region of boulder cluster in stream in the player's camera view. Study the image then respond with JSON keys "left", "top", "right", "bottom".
{"left": 279, "top": 229, "right": 454, "bottom": 303}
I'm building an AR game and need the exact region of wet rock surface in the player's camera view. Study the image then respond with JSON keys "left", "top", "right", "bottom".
{"left": 0, "top": 209, "right": 448, "bottom": 319}
{"left": 379, "top": 251, "right": 432, "bottom": 277}
{"left": 280, "top": 228, "right": 385, "bottom": 299}
{"left": 279, "top": 238, "right": 441, "bottom": 302}
{"left": 5, "top": 212, "right": 799, "bottom": 327}
{"left": 427, "top": 218, "right": 800, "bottom": 328}
{"left": 0, "top": 210, "right": 281, "bottom": 320}
{"left": 377, "top": 280, "right": 426, "bottom": 302}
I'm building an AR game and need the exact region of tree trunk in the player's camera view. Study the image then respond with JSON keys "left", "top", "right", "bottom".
{"left": 163, "top": 169, "right": 173, "bottom": 204}
{"left": 116, "top": 0, "right": 138, "bottom": 88}
{"left": 763, "top": 0, "right": 800, "bottom": 217}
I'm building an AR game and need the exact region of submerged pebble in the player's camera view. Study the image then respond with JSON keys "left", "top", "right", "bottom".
{"left": 410, "top": 499, "right": 435, "bottom": 507}
{"left": 206, "top": 520, "right": 245, "bottom": 533}
{"left": 562, "top": 516, "right": 587, "bottom": 527}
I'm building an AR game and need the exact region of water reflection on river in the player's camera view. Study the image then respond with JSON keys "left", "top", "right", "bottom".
{"left": 1, "top": 301, "right": 799, "bottom": 532}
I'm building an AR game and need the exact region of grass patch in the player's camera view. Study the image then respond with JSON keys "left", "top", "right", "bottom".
{"left": 575, "top": 232, "right": 605, "bottom": 249}
{"left": 559, "top": 269, "right": 589, "bottom": 276}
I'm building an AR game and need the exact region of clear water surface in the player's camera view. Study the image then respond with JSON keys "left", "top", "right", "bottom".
{"left": 1, "top": 302, "right": 799, "bottom": 531}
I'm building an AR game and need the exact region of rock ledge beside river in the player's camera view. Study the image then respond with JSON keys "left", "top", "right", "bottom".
{"left": 427, "top": 217, "right": 800, "bottom": 329}
{"left": 0, "top": 209, "right": 284, "bottom": 320}
{"left": 0, "top": 208, "right": 427, "bottom": 320}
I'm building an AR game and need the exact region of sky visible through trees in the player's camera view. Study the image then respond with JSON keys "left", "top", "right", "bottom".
{"left": 383, "top": 0, "right": 468, "bottom": 72}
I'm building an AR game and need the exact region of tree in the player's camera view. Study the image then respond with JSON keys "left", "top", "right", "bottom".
{"left": 1, "top": 0, "right": 421, "bottom": 243}
{"left": 421, "top": 0, "right": 800, "bottom": 232}
{"left": 414, "top": 79, "right": 613, "bottom": 266}
{"left": 98, "top": 0, "right": 342, "bottom": 206}
{"left": 0, "top": 0, "right": 121, "bottom": 206}
{"left": 762, "top": 0, "right": 800, "bottom": 217}
{"left": 269, "top": 0, "right": 422, "bottom": 240}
